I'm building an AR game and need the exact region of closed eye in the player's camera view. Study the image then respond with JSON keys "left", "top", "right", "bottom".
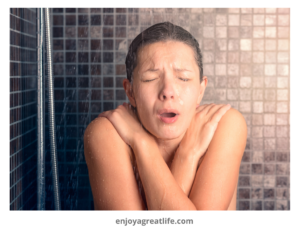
{"left": 179, "top": 77, "right": 189, "bottom": 82}
{"left": 144, "top": 78, "right": 157, "bottom": 82}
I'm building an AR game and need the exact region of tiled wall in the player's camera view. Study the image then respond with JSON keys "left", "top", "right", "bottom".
{"left": 10, "top": 8, "right": 38, "bottom": 210}
{"left": 48, "top": 8, "right": 290, "bottom": 210}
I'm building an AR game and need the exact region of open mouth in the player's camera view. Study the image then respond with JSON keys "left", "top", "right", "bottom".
{"left": 160, "top": 113, "right": 177, "bottom": 118}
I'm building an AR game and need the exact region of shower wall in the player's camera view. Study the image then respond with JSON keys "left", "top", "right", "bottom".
{"left": 46, "top": 8, "right": 290, "bottom": 210}
{"left": 10, "top": 8, "right": 38, "bottom": 210}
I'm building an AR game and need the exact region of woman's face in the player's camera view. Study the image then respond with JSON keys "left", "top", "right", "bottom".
{"left": 129, "top": 40, "right": 207, "bottom": 140}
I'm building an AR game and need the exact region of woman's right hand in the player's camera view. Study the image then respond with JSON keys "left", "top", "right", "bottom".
{"left": 177, "top": 103, "right": 232, "bottom": 167}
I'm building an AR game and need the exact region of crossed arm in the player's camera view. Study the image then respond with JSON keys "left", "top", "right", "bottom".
{"left": 84, "top": 107, "right": 247, "bottom": 210}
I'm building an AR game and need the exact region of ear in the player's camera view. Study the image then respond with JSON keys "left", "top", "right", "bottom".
{"left": 123, "top": 78, "right": 137, "bottom": 107}
{"left": 197, "top": 76, "right": 208, "bottom": 104}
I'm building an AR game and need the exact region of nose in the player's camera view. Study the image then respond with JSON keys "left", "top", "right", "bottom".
{"left": 158, "top": 76, "right": 176, "bottom": 101}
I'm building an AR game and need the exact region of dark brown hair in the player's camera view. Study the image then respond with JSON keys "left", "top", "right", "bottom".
{"left": 125, "top": 21, "right": 204, "bottom": 83}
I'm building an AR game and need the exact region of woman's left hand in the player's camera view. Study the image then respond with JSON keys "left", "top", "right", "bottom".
{"left": 98, "top": 103, "right": 147, "bottom": 147}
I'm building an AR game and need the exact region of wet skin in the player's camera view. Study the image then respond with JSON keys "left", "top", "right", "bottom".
{"left": 84, "top": 40, "right": 247, "bottom": 210}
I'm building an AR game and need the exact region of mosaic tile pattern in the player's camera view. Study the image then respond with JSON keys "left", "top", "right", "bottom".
{"left": 44, "top": 8, "right": 290, "bottom": 210}
{"left": 10, "top": 8, "right": 38, "bottom": 210}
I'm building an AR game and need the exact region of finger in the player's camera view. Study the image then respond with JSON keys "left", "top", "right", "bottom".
{"left": 98, "top": 110, "right": 112, "bottom": 117}
{"left": 198, "top": 103, "right": 216, "bottom": 116}
{"left": 210, "top": 104, "right": 231, "bottom": 124}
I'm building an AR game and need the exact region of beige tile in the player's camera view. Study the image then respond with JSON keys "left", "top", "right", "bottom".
{"left": 265, "top": 52, "right": 277, "bottom": 63}
{"left": 252, "top": 151, "right": 264, "bottom": 162}
{"left": 277, "top": 52, "right": 289, "bottom": 63}
{"left": 228, "top": 8, "right": 240, "bottom": 13}
{"left": 277, "top": 89, "right": 289, "bottom": 101}
{"left": 252, "top": 114, "right": 263, "bottom": 125}
{"left": 253, "top": 89, "right": 263, "bottom": 100}
{"left": 228, "top": 27, "right": 239, "bottom": 38}
{"left": 240, "top": 39, "right": 252, "bottom": 51}
{"left": 216, "top": 14, "right": 227, "bottom": 26}
{"left": 228, "top": 39, "right": 239, "bottom": 51}
{"left": 253, "top": 8, "right": 265, "bottom": 14}
{"left": 264, "top": 77, "right": 277, "bottom": 88}
{"left": 253, "top": 27, "right": 264, "bottom": 38}
{"left": 215, "top": 52, "right": 226, "bottom": 63}
{"left": 265, "top": 27, "right": 277, "bottom": 38}
{"left": 278, "top": 65, "right": 289, "bottom": 76}
{"left": 203, "top": 8, "right": 215, "bottom": 13}
{"left": 264, "top": 126, "right": 275, "bottom": 137}
{"left": 276, "top": 138, "right": 289, "bottom": 150}
{"left": 216, "top": 27, "right": 227, "bottom": 38}
{"left": 227, "top": 89, "right": 239, "bottom": 100}
{"left": 215, "top": 64, "right": 227, "bottom": 76}
{"left": 240, "top": 64, "right": 252, "bottom": 76}
{"left": 277, "top": 102, "right": 289, "bottom": 113}
{"left": 265, "top": 15, "right": 277, "bottom": 26}
{"left": 227, "top": 52, "right": 239, "bottom": 63}
{"left": 203, "top": 27, "right": 214, "bottom": 38}
{"left": 265, "top": 89, "right": 276, "bottom": 100}
{"left": 253, "top": 15, "right": 265, "bottom": 26}
{"left": 276, "top": 114, "right": 288, "bottom": 125}
{"left": 239, "top": 101, "right": 251, "bottom": 112}
{"left": 264, "top": 102, "right": 276, "bottom": 113}
{"left": 278, "top": 15, "right": 290, "bottom": 26}
{"left": 240, "top": 77, "right": 252, "bottom": 88}
{"left": 215, "top": 76, "right": 227, "bottom": 88}
{"left": 203, "top": 64, "right": 214, "bottom": 76}
{"left": 227, "top": 64, "right": 239, "bottom": 75}
{"left": 203, "top": 14, "right": 215, "bottom": 25}
{"left": 216, "top": 39, "right": 227, "bottom": 51}
{"left": 241, "top": 14, "right": 252, "bottom": 26}
{"left": 252, "top": 77, "right": 264, "bottom": 88}
{"left": 240, "top": 51, "right": 252, "bottom": 63}
{"left": 253, "top": 39, "right": 264, "bottom": 51}
{"left": 265, "top": 39, "right": 277, "bottom": 51}
{"left": 278, "top": 39, "right": 289, "bottom": 51}
{"left": 265, "top": 64, "right": 277, "bottom": 76}
{"left": 265, "top": 139, "right": 276, "bottom": 150}
{"left": 277, "top": 77, "right": 289, "bottom": 88}
{"left": 278, "top": 8, "right": 290, "bottom": 14}
{"left": 252, "top": 64, "right": 264, "bottom": 76}
{"left": 227, "top": 76, "right": 239, "bottom": 88}
{"left": 203, "top": 39, "right": 215, "bottom": 51}
{"left": 252, "top": 126, "right": 263, "bottom": 137}
{"left": 265, "top": 8, "right": 277, "bottom": 13}
{"left": 228, "top": 15, "right": 240, "bottom": 26}
{"left": 253, "top": 102, "right": 263, "bottom": 113}
{"left": 240, "top": 89, "right": 251, "bottom": 100}
{"left": 253, "top": 52, "right": 264, "bottom": 63}
{"left": 215, "top": 89, "right": 226, "bottom": 100}
{"left": 241, "top": 8, "right": 252, "bottom": 14}
{"left": 202, "top": 52, "right": 214, "bottom": 63}
{"left": 278, "top": 27, "right": 290, "bottom": 38}
{"left": 240, "top": 26, "right": 252, "bottom": 38}
{"left": 264, "top": 175, "right": 276, "bottom": 187}
{"left": 276, "top": 126, "right": 289, "bottom": 138}
{"left": 253, "top": 138, "right": 263, "bottom": 150}
{"left": 264, "top": 114, "right": 275, "bottom": 125}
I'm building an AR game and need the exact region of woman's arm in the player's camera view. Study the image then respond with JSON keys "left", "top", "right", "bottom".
{"left": 84, "top": 117, "right": 146, "bottom": 210}
{"left": 131, "top": 108, "right": 246, "bottom": 210}
{"left": 99, "top": 103, "right": 246, "bottom": 210}
{"left": 132, "top": 134, "right": 197, "bottom": 210}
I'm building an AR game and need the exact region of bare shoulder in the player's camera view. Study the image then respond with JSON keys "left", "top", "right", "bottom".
{"left": 214, "top": 107, "right": 247, "bottom": 152}
{"left": 189, "top": 107, "right": 247, "bottom": 209}
{"left": 84, "top": 117, "right": 145, "bottom": 210}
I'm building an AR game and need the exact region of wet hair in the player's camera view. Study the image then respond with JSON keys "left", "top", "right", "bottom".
{"left": 125, "top": 21, "right": 203, "bottom": 83}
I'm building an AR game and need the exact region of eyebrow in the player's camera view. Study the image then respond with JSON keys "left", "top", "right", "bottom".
{"left": 144, "top": 68, "right": 192, "bottom": 73}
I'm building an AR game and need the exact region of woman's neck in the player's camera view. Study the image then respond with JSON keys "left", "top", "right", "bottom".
{"left": 154, "top": 137, "right": 182, "bottom": 167}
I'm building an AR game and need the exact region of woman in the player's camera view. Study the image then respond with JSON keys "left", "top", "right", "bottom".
{"left": 84, "top": 22, "right": 247, "bottom": 210}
